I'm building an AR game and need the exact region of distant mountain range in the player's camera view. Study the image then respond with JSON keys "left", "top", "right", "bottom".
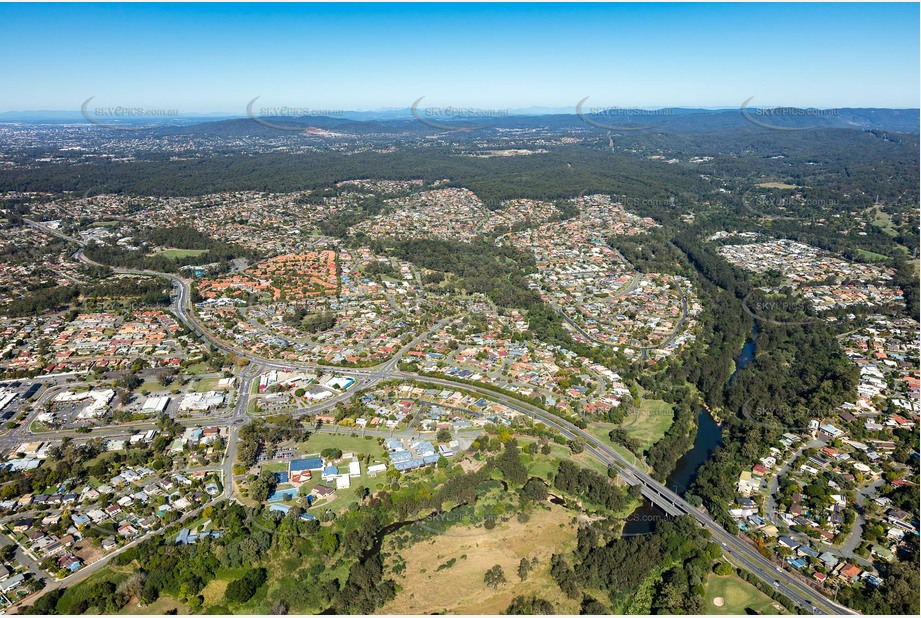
{"left": 1, "top": 107, "right": 917, "bottom": 134}
{"left": 0, "top": 106, "right": 728, "bottom": 121}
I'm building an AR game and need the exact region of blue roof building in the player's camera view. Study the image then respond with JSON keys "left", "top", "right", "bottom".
{"left": 798, "top": 546, "right": 820, "bottom": 558}
{"left": 411, "top": 440, "right": 435, "bottom": 455}
{"left": 393, "top": 454, "right": 441, "bottom": 472}
{"left": 778, "top": 536, "right": 799, "bottom": 549}
{"left": 393, "top": 459, "right": 422, "bottom": 471}
{"left": 390, "top": 450, "right": 412, "bottom": 464}
{"left": 290, "top": 457, "right": 323, "bottom": 471}
{"left": 787, "top": 557, "right": 807, "bottom": 570}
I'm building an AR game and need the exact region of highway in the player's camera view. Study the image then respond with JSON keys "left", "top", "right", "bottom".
{"left": 387, "top": 371, "right": 856, "bottom": 615}
{"left": 17, "top": 219, "right": 857, "bottom": 615}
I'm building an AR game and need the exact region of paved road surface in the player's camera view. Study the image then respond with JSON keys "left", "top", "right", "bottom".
{"left": 13, "top": 218, "right": 858, "bottom": 615}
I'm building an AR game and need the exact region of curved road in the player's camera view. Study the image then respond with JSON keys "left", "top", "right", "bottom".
{"left": 20, "top": 219, "right": 856, "bottom": 615}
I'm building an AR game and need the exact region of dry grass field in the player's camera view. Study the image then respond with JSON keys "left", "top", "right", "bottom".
{"left": 378, "top": 504, "right": 581, "bottom": 614}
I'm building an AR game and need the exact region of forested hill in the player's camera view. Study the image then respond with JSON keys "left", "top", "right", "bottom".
{"left": 1, "top": 130, "right": 918, "bottom": 208}
{"left": 0, "top": 147, "right": 711, "bottom": 203}
{"left": 2, "top": 107, "right": 918, "bottom": 134}
{"left": 146, "top": 108, "right": 920, "bottom": 136}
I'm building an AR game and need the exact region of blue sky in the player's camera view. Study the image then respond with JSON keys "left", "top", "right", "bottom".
{"left": 1, "top": 2, "right": 918, "bottom": 113}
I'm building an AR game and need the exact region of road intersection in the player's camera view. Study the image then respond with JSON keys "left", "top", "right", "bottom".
{"left": 14, "top": 219, "right": 856, "bottom": 615}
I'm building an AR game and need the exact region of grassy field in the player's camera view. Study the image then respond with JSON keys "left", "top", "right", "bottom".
{"left": 580, "top": 421, "right": 648, "bottom": 469}
{"left": 29, "top": 420, "right": 52, "bottom": 433}
{"left": 299, "top": 432, "right": 386, "bottom": 461}
{"left": 193, "top": 377, "right": 220, "bottom": 392}
{"left": 755, "top": 182, "right": 799, "bottom": 190}
{"left": 573, "top": 445, "right": 619, "bottom": 474}
{"left": 869, "top": 207, "right": 898, "bottom": 236}
{"left": 854, "top": 249, "right": 890, "bottom": 262}
{"left": 153, "top": 248, "right": 209, "bottom": 259}
{"left": 137, "top": 378, "right": 172, "bottom": 394}
{"left": 54, "top": 565, "right": 134, "bottom": 613}
{"left": 378, "top": 504, "right": 581, "bottom": 615}
{"left": 260, "top": 461, "right": 288, "bottom": 474}
{"left": 117, "top": 596, "right": 190, "bottom": 615}
{"left": 519, "top": 438, "right": 614, "bottom": 476}
{"left": 185, "top": 362, "right": 211, "bottom": 376}
{"left": 704, "top": 573, "right": 787, "bottom": 615}
{"left": 519, "top": 436, "right": 624, "bottom": 477}
{"left": 305, "top": 475, "right": 375, "bottom": 514}
{"left": 84, "top": 450, "right": 122, "bottom": 472}
{"left": 520, "top": 440, "right": 569, "bottom": 479}
{"left": 623, "top": 398, "right": 674, "bottom": 451}
{"left": 201, "top": 567, "right": 249, "bottom": 608}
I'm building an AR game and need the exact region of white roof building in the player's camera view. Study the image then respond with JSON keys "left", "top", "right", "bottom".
{"left": 0, "top": 390, "right": 16, "bottom": 411}
{"left": 367, "top": 463, "right": 387, "bottom": 477}
{"left": 142, "top": 396, "right": 170, "bottom": 413}
{"left": 179, "top": 391, "right": 224, "bottom": 411}
{"left": 56, "top": 389, "right": 115, "bottom": 419}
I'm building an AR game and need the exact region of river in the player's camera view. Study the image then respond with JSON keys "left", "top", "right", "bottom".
{"left": 728, "top": 328, "right": 757, "bottom": 386}
{"left": 623, "top": 328, "right": 757, "bottom": 535}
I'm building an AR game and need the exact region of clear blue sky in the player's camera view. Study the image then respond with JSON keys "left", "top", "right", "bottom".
{"left": 1, "top": 2, "right": 918, "bottom": 113}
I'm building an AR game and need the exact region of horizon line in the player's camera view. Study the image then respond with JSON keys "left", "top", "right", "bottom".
{"left": 2, "top": 105, "right": 920, "bottom": 117}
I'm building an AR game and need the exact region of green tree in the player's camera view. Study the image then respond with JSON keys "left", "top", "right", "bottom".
{"left": 484, "top": 565, "right": 507, "bottom": 589}
{"left": 518, "top": 558, "right": 531, "bottom": 581}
